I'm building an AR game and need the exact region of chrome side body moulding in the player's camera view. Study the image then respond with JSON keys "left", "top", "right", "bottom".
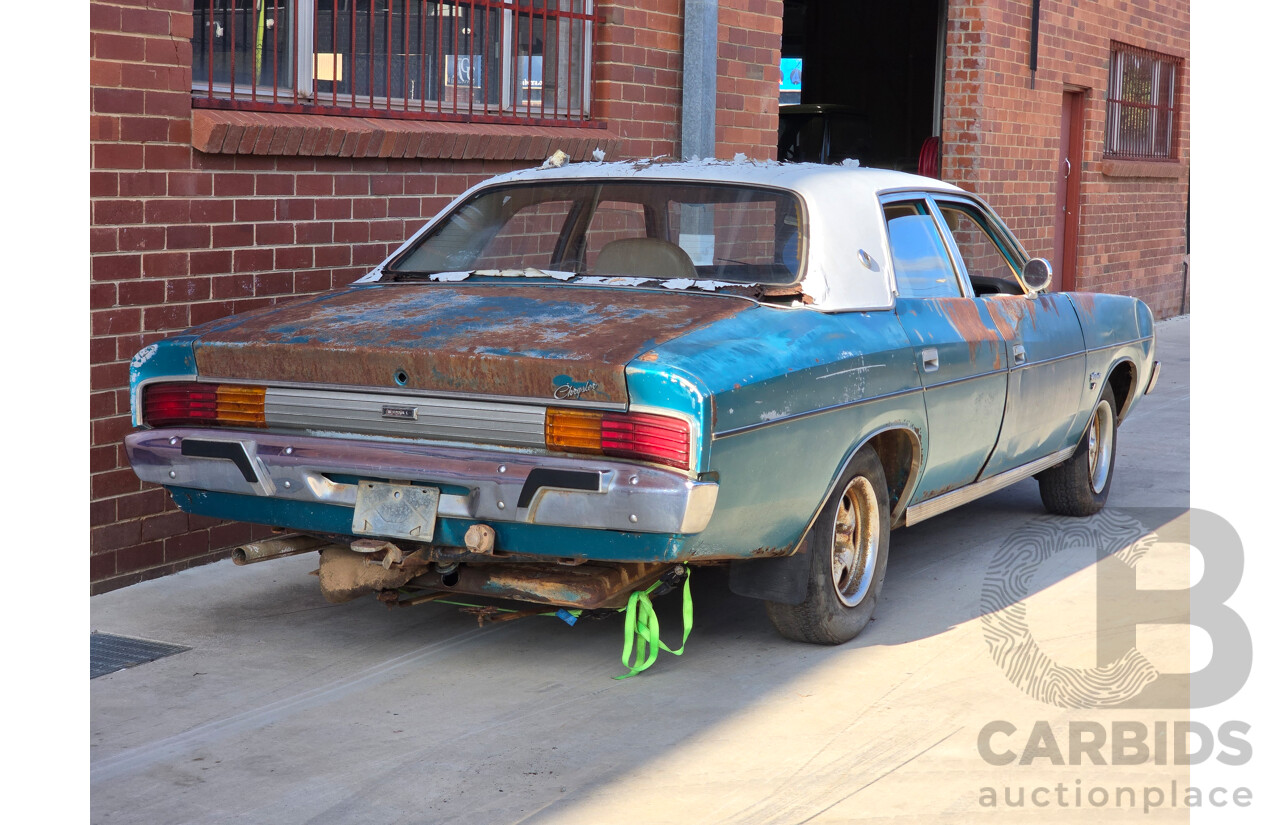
{"left": 903, "top": 445, "right": 1076, "bottom": 526}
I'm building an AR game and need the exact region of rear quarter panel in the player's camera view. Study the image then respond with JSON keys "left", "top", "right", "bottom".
{"left": 627, "top": 305, "right": 925, "bottom": 559}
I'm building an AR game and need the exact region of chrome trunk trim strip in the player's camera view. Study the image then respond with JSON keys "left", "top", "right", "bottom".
{"left": 264, "top": 387, "right": 548, "bottom": 447}
{"left": 201, "top": 375, "right": 627, "bottom": 411}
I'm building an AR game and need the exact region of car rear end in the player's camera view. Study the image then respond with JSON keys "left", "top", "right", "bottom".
{"left": 124, "top": 287, "right": 745, "bottom": 608}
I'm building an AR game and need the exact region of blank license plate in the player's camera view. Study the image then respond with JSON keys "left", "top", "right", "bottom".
{"left": 352, "top": 481, "right": 439, "bottom": 541}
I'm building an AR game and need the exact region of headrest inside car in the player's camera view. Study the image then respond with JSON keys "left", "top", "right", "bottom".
{"left": 595, "top": 237, "right": 699, "bottom": 280}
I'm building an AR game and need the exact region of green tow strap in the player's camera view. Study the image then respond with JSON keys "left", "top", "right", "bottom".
{"left": 399, "top": 565, "right": 692, "bottom": 679}
{"left": 615, "top": 568, "right": 693, "bottom": 680}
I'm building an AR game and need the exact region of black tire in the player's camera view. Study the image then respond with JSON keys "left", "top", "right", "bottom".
{"left": 1038, "top": 385, "right": 1118, "bottom": 517}
{"left": 765, "top": 449, "right": 891, "bottom": 645}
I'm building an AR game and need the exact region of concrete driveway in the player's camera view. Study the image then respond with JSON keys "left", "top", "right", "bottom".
{"left": 91, "top": 317, "right": 1191, "bottom": 824}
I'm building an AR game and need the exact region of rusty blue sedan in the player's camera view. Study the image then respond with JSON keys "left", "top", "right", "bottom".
{"left": 126, "top": 159, "right": 1159, "bottom": 645}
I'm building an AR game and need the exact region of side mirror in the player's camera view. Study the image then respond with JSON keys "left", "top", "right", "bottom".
{"left": 1019, "top": 258, "right": 1053, "bottom": 295}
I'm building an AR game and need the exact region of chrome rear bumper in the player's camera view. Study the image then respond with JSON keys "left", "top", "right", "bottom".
{"left": 125, "top": 428, "right": 718, "bottom": 536}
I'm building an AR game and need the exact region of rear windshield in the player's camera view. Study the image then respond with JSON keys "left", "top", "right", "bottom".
{"left": 386, "top": 181, "right": 806, "bottom": 285}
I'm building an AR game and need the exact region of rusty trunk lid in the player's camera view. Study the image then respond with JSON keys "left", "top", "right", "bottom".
{"left": 190, "top": 284, "right": 753, "bottom": 405}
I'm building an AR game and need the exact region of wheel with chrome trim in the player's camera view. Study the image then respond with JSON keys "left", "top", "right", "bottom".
{"left": 765, "top": 448, "right": 890, "bottom": 645}
{"left": 1038, "top": 385, "right": 1117, "bottom": 516}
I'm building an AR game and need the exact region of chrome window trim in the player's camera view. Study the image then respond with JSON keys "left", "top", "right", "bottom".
{"left": 878, "top": 191, "right": 972, "bottom": 300}
{"left": 927, "top": 194, "right": 1025, "bottom": 290}
{"left": 921, "top": 194, "right": 978, "bottom": 299}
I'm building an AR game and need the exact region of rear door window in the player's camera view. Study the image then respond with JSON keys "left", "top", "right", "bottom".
{"left": 883, "top": 200, "right": 964, "bottom": 298}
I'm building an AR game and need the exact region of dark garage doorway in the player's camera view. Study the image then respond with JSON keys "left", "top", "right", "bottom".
{"left": 779, "top": 0, "right": 946, "bottom": 172}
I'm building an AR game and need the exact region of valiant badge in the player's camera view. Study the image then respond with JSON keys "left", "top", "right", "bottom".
{"left": 381, "top": 404, "right": 419, "bottom": 421}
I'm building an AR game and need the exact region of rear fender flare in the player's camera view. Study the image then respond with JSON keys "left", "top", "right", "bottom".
{"left": 728, "top": 425, "right": 921, "bottom": 604}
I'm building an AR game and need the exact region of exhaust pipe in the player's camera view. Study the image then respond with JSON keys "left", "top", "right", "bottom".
{"left": 232, "top": 534, "right": 329, "bottom": 565}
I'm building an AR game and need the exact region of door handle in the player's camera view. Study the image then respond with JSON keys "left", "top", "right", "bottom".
{"left": 921, "top": 348, "right": 939, "bottom": 373}
{"left": 1063, "top": 158, "right": 1072, "bottom": 178}
{"left": 1012, "top": 344, "right": 1027, "bottom": 366}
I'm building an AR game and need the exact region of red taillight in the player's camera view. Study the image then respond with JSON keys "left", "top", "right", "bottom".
{"left": 546, "top": 408, "right": 691, "bottom": 470}
{"left": 142, "top": 382, "right": 266, "bottom": 429}
{"left": 601, "top": 412, "right": 691, "bottom": 469}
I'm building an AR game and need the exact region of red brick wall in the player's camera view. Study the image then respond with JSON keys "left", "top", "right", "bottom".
{"left": 592, "top": 0, "right": 783, "bottom": 162}
{"left": 595, "top": 0, "right": 682, "bottom": 159}
{"left": 941, "top": 0, "right": 1189, "bottom": 318}
{"left": 717, "top": 0, "right": 783, "bottom": 160}
{"left": 89, "top": 0, "right": 709, "bottom": 593}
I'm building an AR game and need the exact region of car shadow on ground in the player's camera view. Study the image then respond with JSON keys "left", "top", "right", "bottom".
{"left": 92, "top": 489, "right": 1188, "bottom": 825}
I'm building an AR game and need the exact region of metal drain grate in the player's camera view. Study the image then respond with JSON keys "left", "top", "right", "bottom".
{"left": 91, "top": 632, "right": 190, "bottom": 679}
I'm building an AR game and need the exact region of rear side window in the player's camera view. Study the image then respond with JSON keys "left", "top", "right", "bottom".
{"left": 883, "top": 201, "right": 963, "bottom": 298}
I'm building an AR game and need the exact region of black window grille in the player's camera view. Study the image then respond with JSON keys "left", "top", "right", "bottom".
{"left": 192, "top": 1, "right": 595, "bottom": 125}
{"left": 1104, "top": 42, "right": 1181, "bottom": 161}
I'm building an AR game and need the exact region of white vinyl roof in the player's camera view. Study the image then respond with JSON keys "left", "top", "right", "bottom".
{"left": 372, "top": 158, "right": 975, "bottom": 312}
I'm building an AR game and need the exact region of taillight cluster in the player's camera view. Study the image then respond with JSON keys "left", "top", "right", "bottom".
{"left": 546, "top": 408, "right": 692, "bottom": 469}
{"left": 142, "top": 382, "right": 266, "bottom": 428}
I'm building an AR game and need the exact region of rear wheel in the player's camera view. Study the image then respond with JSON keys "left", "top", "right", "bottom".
{"left": 1038, "top": 385, "right": 1118, "bottom": 516}
{"left": 766, "top": 449, "right": 890, "bottom": 644}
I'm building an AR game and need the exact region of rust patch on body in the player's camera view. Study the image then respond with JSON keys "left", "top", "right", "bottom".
{"left": 437, "top": 560, "right": 669, "bottom": 609}
{"left": 985, "top": 295, "right": 1026, "bottom": 341}
{"left": 191, "top": 285, "right": 751, "bottom": 403}
{"left": 930, "top": 298, "right": 1000, "bottom": 361}
{"left": 1072, "top": 292, "right": 1097, "bottom": 317}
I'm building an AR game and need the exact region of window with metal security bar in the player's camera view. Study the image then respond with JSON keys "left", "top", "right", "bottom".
{"left": 1104, "top": 42, "right": 1181, "bottom": 161}
{"left": 192, "top": 1, "right": 595, "bottom": 125}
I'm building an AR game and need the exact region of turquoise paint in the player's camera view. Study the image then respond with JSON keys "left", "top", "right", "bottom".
{"left": 686, "top": 393, "right": 926, "bottom": 558}
{"left": 894, "top": 297, "right": 1008, "bottom": 501}
{"left": 166, "top": 487, "right": 692, "bottom": 562}
{"left": 146, "top": 285, "right": 1157, "bottom": 566}
{"left": 979, "top": 293, "right": 1088, "bottom": 477}
{"left": 637, "top": 305, "right": 920, "bottom": 432}
{"left": 632, "top": 305, "right": 927, "bottom": 557}
{"left": 1068, "top": 293, "right": 1153, "bottom": 350}
{"left": 128, "top": 336, "right": 199, "bottom": 426}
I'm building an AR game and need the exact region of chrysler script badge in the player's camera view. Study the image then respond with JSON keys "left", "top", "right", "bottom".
{"left": 381, "top": 404, "right": 419, "bottom": 421}
{"left": 552, "top": 374, "right": 600, "bottom": 400}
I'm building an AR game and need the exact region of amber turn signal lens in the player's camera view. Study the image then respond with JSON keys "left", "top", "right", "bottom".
{"left": 545, "top": 408, "right": 604, "bottom": 453}
{"left": 216, "top": 385, "right": 266, "bottom": 426}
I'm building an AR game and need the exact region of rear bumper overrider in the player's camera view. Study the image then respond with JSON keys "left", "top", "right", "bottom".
{"left": 125, "top": 428, "right": 718, "bottom": 537}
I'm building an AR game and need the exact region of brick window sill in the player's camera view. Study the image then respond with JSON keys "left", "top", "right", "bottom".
{"left": 191, "top": 109, "right": 621, "bottom": 162}
{"left": 1099, "top": 158, "right": 1188, "bottom": 180}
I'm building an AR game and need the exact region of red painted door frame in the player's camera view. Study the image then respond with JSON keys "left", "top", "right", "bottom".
{"left": 1053, "top": 89, "right": 1085, "bottom": 292}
